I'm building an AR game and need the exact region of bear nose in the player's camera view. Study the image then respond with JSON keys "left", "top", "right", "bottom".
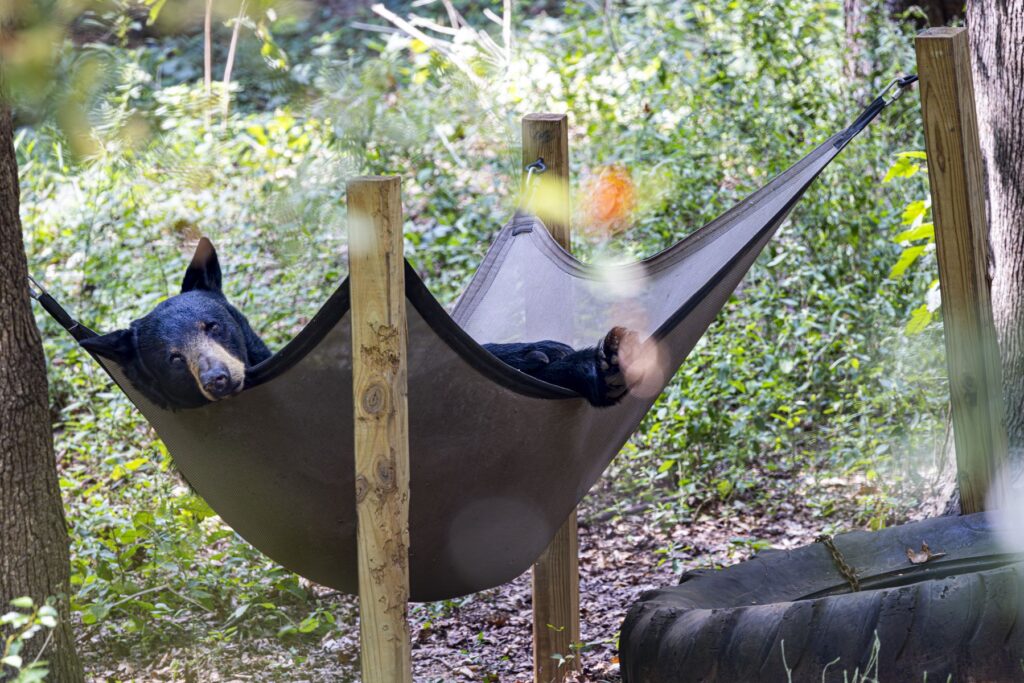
{"left": 201, "top": 369, "right": 232, "bottom": 397}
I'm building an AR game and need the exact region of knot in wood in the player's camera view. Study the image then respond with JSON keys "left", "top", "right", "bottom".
{"left": 362, "top": 382, "right": 388, "bottom": 415}
{"left": 376, "top": 456, "right": 397, "bottom": 492}
{"left": 355, "top": 475, "right": 369, "bottom": 503}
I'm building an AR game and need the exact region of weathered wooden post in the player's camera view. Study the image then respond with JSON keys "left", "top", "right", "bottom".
{"left": 916, "top": 27, "right": 1008, "bottom": 512}
{"left": 347, "top": 176, "right": 413, "bottom": 683}
{"left": 522, "top": 113, "right": 580, "bottom": 682}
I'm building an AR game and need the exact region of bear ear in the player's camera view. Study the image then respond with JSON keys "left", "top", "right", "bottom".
{"left": 80, "top": 329, "right": 135, "bottom": 364}
{"left": 181, "top": 237, "right": 222, "bottom": 293}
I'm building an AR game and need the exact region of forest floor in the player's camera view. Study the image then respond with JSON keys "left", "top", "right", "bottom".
{"left": 81, "top": 463, "right": 950, "bottom": 683}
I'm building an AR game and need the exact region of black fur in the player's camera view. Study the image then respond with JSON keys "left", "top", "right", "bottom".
{"left": 483, "top": 327, "right": 635, "bottom": 407}
{"left": 81, "top": 238, "right": 632, "bottom": 410}
{"left": 81, "top": 239, "right": 271, "bottom": 409}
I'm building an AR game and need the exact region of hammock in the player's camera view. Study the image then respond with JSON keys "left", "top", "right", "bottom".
{"left": 33, "top": 78, "right": 916, "bottom": 601}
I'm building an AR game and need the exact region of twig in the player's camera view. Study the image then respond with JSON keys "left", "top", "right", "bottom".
{"left": 482, "top": 8, "right": 503, "bottom": 26}
{"left": 409, "top": 15, "right": 459, "bottom": 36}
{"left": 203, "top": 0, "right": 213, "bottom": 126}
{"left": 77, "top": 582, "right": 214, "bottom": 642}
{"left": 371, "top": 4, "right": 485, "bottom": 87}
{"left": 440, "top": 0, "right": 462, "bottom": 29}
{"left": 434, "top": 124, "right": 465, "bottom": 166}
{"left": 164, "top": 587, "right": 215, "bottom": 614}
{"left": 105, "top": 584, "right": 171, "bottom": 613}
{"left": 204, "top": 0, "right": 213, "bottom": 94}
{"left": 350, "top": 21, "right": 401, "bottom": 35}
{"left": 28, "top": 629, "right": 54, "bottom": 669}
{"left": 221, "top": 0, "right": 247, "bottom": 119}
{"left": 502, "top": 0, "right": 511, "bottom": 62}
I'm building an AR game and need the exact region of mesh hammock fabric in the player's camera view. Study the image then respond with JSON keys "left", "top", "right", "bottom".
{"left": 35, "top": 84, "right": 912, "bottom": 601}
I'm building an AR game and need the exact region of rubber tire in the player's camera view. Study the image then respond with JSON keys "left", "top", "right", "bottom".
{"left": 620, "top": 513, "right": 1024, "bottom": 682}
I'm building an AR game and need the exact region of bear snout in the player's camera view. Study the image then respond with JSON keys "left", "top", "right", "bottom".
{"left": 200, "top": 367, "right": 233, "bottom": 398}
{"left": 192, "top": 344, "right": 245, "bottom": 401}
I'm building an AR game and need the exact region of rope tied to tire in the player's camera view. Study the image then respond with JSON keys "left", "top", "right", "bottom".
{"left": 815, "top": 534, "right": 861, "bottom": 592}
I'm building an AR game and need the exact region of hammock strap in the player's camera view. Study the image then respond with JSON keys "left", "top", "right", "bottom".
{"left": 29, "top": 76, "right": 918, "bottom": 344}
{"left": 26, "top": 275, "right": 91, "bottom": 341}
{"left": 834, "top": 74, "right": 918, "bottom": 150}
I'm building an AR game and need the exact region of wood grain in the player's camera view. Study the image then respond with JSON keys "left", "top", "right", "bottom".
{"left": 347, "top": 176, "right": 412, "bottom": 683}
{"left": 522, "top": 113, "right": 571, "bottom": 249}
{"left": 916, "top": 27, "right": 1008, "bottom": 512}
{"left": 524, "top": 113, "right": 581, "bottom": 683}
{"left": 531, "top": 510, "right": 581, "bottom": 682}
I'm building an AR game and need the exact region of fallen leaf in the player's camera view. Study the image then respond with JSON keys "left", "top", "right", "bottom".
{"left": 906, "top": 541, "right": 947, "bottom": 564}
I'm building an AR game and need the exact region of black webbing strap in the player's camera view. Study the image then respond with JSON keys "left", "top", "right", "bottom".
{"left": 833, "top": 74, "right": 918, "bottom": 149}
{"left": 28, "top": 76, "right": 917, "bottom": 345}
{"left": 27, "top": 275, "right": 93, "bottom": 341}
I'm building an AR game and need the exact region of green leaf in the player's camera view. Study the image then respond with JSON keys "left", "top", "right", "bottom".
{"left": 901, "top": 199, "right": 928, "bottom": 226}
{"left": 146, "top": 0, "right": 168, "bottom": 25}
{"left": 82, "top": 603, "right": 109, "bottom": 625}
{"left": 889, "top": 245, "right": 926, "bottom": 279}
{"left": 894, "top": 223, "right": 934, "bottom": 243}
{"left": 124, "top": 457, "right": 148, "bottom": 472}
{"left": 133, "top": 511, "right": 154, "bottom": 528}
{"left": 883, "top": 156, "right": 921, "bottom": 183}
{"left": 2, "top": 655, "right": 23, "bottom": 669}
{"left": 298, "top": 615, "right": 320, "bottom": 633}
{"left": 179, "top": 495, "right": 216, "bottom": 520}
{"left": 896, "top": 151, "right": 927, "bottom": 159}
{"left": 10, "top": 597, "right": 33, "bottom": 609}
{"left": 905, "top": 304, "right": 933, "bottom": 335}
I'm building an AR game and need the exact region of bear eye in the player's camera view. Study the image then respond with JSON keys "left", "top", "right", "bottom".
{"left": 206, "top": 322, "right": 220, "bottom": 334}
{"left": 168, "top": 352, "right": 185, "bottom": 365}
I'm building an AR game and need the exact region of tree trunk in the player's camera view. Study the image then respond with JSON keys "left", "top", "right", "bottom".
{"left": 0, "top": 104, "right": 83, "bottom": 681}
{"left": 968, "top": 3, "right": 1024, "bottom": 456}
{"left": 843, "top": 0, "right": 874, "bottom": 84}
{"left": 844, "top": 0, "right": 964, "bottom": 84}
{"left": 887, "top": 0, "right": 964, "bottom": 26}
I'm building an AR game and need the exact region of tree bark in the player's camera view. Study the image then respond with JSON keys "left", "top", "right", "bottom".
{"left": 844, "top": 0, "right": 964, "bottom": 83}
{"left": 968, "top": 2, "right": 1024, "bottom": 455}
{"left": 888, "top": 0, "right": 963, "bottom": 26}
{"left": 0, "top": 104, "right": 83, "bottom": 681}
{"left": 843, "top": 0, "right": 873, "bottom": 83}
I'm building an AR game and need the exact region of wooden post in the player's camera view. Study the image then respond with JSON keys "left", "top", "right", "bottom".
{"left": 347, "top": 176, "right": 413, "bottom": 683}
{"left": 916, "top": 27, "right": 1008, "bottom": 512}
{"left": 523, "top": 113, "right": 580, "bottom": 683}
{"left": 523, "top": 113, "right": 571, "bottom": 246}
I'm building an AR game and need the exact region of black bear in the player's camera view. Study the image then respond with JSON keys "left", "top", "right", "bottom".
{"left": 81, "top": 239, "right": 271, "bottom": 409}
{"left": 82, "top": 239, "right": 635, "bottom": 409}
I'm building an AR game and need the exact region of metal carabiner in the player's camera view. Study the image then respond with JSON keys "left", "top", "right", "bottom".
{"left": 27, "top": 274, "right": 45, "bottom": 301}
{"left": 878, "top": 74, "right": 919, "bottom": 106}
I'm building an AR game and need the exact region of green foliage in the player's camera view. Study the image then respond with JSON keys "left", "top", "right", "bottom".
{"left": 2, "top": 598, "right": 60, "bottom": 682}
{"left": 883, "top": 151, "right": 939, "bottom": 335}
{"left": 16, "top": 0, "right": 947, "bottom": 668}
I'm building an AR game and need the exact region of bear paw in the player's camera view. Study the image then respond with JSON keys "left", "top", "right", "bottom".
{"left": 597, "top": 326, "right": 639, "bottom": 403}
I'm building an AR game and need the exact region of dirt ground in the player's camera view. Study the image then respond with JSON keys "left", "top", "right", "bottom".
{"left": 84, "top": 463, "right": 946, "bottom": 683}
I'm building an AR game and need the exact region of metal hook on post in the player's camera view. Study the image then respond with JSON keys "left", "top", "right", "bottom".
{"left": 520, "top": 157, "right": 547, "bottom": 213}
{"left": 878, "top": 74, "right": 919, "bottom": 106}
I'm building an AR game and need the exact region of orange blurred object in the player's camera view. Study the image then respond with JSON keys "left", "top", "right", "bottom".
{"left": 583, "top": 165, "right": 635, "bottom": 236}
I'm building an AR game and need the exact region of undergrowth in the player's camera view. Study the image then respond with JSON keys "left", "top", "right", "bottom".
{"left": 15, "top": 0, "right": 946, "bottom": 671}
